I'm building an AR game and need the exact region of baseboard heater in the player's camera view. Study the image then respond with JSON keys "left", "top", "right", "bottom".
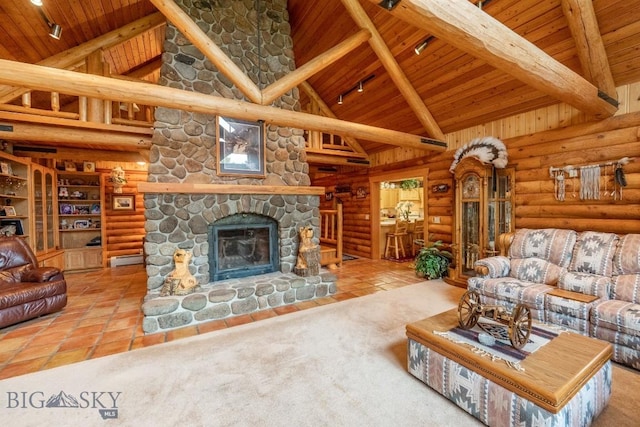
{"left": 111, "top": 254, "right": 144, "bottom": 267}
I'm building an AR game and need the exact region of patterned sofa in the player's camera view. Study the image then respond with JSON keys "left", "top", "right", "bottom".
{"left": 468, "top": 228, "right": 640, "bottom": 369}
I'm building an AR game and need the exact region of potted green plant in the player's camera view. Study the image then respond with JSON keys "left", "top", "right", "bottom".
{"left": 400, "top": 179, "right": 419, "bottom": 190}
{"left": 414, "top": 240, "right": 453, "bottom": 280}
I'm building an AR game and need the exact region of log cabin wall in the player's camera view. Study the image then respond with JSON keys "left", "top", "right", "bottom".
{"left": 317, "top": 170, "right": 371, "bottom": 258}
{"left": 96, "top": 162, "right": 147, "bottom": 263}
{"left": 313, "top": 109, "right": 640, "bottom": 259}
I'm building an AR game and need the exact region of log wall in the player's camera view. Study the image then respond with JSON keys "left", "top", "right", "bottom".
{"left": 314, "top": 110, "right": 640, "bottom": 258}
{"left": 96, "top": 162, "right": 147, "bottom": 263}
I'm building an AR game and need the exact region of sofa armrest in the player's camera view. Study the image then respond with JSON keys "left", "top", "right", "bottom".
{"left": 474, "top": 256, "right": 510, "bottom": 278}
{"left": 21, "top": 267, "right": 62, "bottom": 283}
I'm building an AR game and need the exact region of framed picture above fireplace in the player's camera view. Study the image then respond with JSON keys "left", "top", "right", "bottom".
{"left": 217, "top": 116, "right": 265, "bottom": 177}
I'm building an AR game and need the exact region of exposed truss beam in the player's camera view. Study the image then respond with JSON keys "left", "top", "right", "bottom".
{"left": 341, "top": 0, "right": 445, "bottom": 140}
{"left": 0, "top": 12, "right": 166, "bottom": 104}
{"left": 0, "top": 60, "right": 447, "bottom": 152}
{"left": 561, "top": 0, "right": 617, "bottom": 100}
{"left": 370, "top": 0, "right": 617, "bottom": 118}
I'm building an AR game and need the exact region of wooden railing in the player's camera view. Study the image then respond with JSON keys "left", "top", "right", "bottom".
{"left": 319, "top": 203, "right": 343, "bottom": 268}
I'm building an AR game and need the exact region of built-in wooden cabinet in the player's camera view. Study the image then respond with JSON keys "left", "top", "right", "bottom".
{"left": 447, "top": 157, "right": 514, "bottom": 287}
{"left": 57, "top": 171, "right": 106, "bottom": 270}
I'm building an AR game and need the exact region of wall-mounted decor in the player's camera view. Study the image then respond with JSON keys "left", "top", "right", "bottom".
{"left": 64, "top": 161, "right": 77, "bottom": 172}
{"left": 325, "top": 192, "right": 334, "bottom": 201}
{"left": 112, "top": 194, "right": 135, "bottom": 211}
{"left": 335, "top": 184, "right": 351, "bottom": 194}
{"left": 217, "top": 116, "right": 265, "bottom": 177}
{"left": 432, "top": 184, "right": 450, "bottom": 193}
{"left": 83, "top": 161, "right": 96, "bottom": 172}
{"left": 356, "top": 187, "right": 367, "bottom": 199}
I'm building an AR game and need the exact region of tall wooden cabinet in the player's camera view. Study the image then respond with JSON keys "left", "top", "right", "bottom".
{"left": 57, "top": 171, "right": 106, "bottom": 270}
{"left": 446, "top": 157, "right": 514, "bottom": 287}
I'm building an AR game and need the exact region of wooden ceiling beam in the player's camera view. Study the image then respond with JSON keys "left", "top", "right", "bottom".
{"left": 261, "top": 29, "right": 372, "bottom": 105}
{"left": 305, "top": 153, "right": 371, "bottom": 167}
{"left": 0, "top": 121, "right": 150, "bottom": 149}
{"left": 561, "top": 0, "right": 617, "bottom": 100}
{"left": 370, "top": 0, "right": 618, "bottom": 119}
{"left": 340, "top": 0, "right": 445, "bottom": 141}
{"left": 0, "top": 59, "right": 446, "bottom": 152}
{"left": 148, "top": 0, "right": 262, "bottom": 104}
{"left": 12, "top": 146, "right": 148, "bottom": 163}
{"left": 0, "top": 12, "right": 166, "bottom": 104}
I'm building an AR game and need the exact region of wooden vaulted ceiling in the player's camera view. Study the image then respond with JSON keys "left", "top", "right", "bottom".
{"left": 0, "top": 0, "right": 639, "bottom": 161}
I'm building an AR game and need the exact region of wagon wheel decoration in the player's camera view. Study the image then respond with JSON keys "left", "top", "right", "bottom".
{"left": 458, "top": 290, "right": 481, "bottom": 329}
{"left": 508, "top": 304, "right": 532, "bottom": 349}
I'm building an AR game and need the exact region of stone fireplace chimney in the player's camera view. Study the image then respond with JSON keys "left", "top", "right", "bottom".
{"left": 144, "top": 0, "right": 318, "bottom": 292}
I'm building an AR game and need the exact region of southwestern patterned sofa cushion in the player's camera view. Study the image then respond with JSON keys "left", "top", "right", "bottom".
{"left": 509, "top": 257, "right": 563, "bottom": 285}
{"left": 509, "top": 228, "right": 577, "bottom": 267}
{"left": 568, "top": 231, "right": 619, "bottom": 276}
{"left": 557, "top": 271, "right": 610, "bottom": 298}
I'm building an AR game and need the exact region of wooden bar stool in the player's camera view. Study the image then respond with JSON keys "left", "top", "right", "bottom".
{"left": 409, "top": 219, "right": 425, "bottom": 256}
{"left": 384, "top": 220, "right": 408, "bottom": 260}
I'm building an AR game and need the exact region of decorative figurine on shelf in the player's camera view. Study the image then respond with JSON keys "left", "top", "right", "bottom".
{"left": 58, "top": 187, "right": 69, "bottom": 198}
{"left": 109, "top": 166, "right": 127, "bottom": 194}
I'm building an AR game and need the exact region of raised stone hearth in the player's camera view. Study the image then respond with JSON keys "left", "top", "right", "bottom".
{"left": 142, "top": 270, "right": 337, "bottom": 333}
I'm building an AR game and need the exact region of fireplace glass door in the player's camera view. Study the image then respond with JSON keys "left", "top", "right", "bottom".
{"left": 209, "top": 214, "right": 279, "bottom": 281}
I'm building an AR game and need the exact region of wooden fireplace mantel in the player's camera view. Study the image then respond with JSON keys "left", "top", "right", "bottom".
{"left": 138, "top": 182, "right": 326, "bottom": 196}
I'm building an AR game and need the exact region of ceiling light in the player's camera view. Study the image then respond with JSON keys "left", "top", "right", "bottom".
{"left": 357, "top": 81, "right": 364, "bottom": 93}
{"left": 30, "top": 0, "right": 43, "bottom": 6}
{"left": 49, "top": 23, "right": 62, "bottom": 39}
{"left": 378, "top": 0, "right": 401, "bottom": 11}
{"left": 414, "top": 39, "right": 429, "bottom": 55}
{"left": 338, "top": 94, "right": 343, "bottom": 105}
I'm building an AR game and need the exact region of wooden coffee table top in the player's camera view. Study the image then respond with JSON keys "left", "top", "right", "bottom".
{"left": 407, "top": 309, "right": 612, "bottom": 413}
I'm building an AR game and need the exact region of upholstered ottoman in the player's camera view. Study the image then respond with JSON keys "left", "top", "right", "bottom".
{"left": 407, "top": 310, "right": 612, "bottom": 427}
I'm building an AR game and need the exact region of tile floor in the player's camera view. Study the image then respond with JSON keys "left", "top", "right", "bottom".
{"left": 0, "top": 257, "right": 425, "bottom": 380}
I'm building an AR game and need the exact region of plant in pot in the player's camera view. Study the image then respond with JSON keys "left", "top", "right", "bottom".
{"left": 414, "top": 239, "right": 453, "bottom": 280}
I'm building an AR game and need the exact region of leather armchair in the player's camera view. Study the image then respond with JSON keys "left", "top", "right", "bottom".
{"left": 0, "top": 236, "right": 67, "bottom": 329}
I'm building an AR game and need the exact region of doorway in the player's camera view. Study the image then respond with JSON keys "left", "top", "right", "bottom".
{"left": 369, "top": 166, "right": 429, "bottom": 260}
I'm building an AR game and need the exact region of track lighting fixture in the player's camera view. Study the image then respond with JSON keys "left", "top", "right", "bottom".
{"left": 31, "top": 0, "right": 62, "bottom": 40}
{"left": 414, "top": 39, "right": 429, "bottom": 55}
{"left": 336, "top": 75, "right": 375, "bottom": 106}
{"left": 414, "top": 36, "right": 435, "bottom": 56}
{"left": 378, "top": 0, "right": 401, "bottom": 11}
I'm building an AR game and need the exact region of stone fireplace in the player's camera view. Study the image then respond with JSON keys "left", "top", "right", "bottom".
{"left": 140, "top": 0, "right": 336, "bottom": 333}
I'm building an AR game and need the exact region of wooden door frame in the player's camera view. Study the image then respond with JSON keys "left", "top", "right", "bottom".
{"left": 368, "top": 166, "right": 429, "bottom": 260}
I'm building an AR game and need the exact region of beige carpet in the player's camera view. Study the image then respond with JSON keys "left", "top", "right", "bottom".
{"left": 0, "top": 281, "right": 638, "bottom": 426}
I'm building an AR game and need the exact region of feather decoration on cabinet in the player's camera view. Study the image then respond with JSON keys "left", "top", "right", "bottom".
{"left": 449, "top": 136, "right": 508, "bottom": 173}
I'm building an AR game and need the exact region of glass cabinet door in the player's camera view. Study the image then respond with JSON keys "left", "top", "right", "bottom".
{"left": 31, "top": 164, "right": 58, "bottom": 256}
{"left": 45, "top": 171, "right": 55, "bottom": 250}
{"left": 33, "top": 169, "right": 44, "bottom": 252}
{"left": 487, "top": 170, "right": 513, "bottom": 255}
{"left": 460, "top": 174, "right": 481, "bottom": 277}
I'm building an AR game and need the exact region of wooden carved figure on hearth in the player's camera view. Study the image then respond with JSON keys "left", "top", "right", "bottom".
{"left": 160, "top": 249, "right": 199, "bottom": 296}
{"left": 294, "top": 226, "right": 320, "bottom": 277}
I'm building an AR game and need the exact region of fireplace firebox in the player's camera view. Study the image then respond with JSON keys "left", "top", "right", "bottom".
{"left": 209, "top": 213, "right": 279, "bottom": 281}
